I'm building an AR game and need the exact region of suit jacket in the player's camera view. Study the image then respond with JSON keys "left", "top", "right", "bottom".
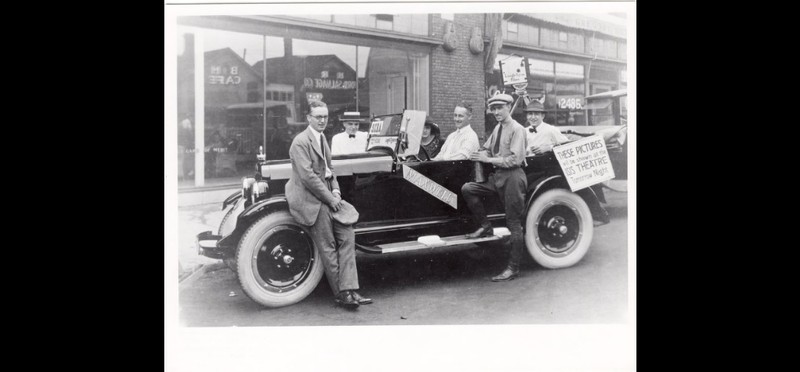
{"left": 286, "top": 127, "right": 340, "bottom": 226}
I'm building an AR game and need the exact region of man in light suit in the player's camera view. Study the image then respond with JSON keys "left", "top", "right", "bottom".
{"left": 285, "top": 100, "right": 372, "bottom": 309}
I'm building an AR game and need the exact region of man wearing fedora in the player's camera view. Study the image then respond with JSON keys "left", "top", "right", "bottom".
{"left": 285, "top": 100, "right": 372, "bottom": 309}
{"left": 524, "top": 100, "right": 569, "bottom": 155}
{"left": 462, "top": 93, "right": 528, "bottom": 282}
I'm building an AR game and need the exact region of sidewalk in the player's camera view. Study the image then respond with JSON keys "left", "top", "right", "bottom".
{"left": 177, "top": 202, "right": 226, "bottom": 281}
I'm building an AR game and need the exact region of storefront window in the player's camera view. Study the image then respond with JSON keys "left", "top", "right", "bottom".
{"left": 201, "top": 29, "right": 274, "bottom": 182}
{"left": 487, "top": 55, "right": 587, "bottom": 127}
{"left": 540, "top": 28, "right": 559, "bottom": 50}
{"left": 554, "top": 62, "right": 586, "bottom": 126}
{"left": 177, "top": 20, "right": 430, "bottom": 188}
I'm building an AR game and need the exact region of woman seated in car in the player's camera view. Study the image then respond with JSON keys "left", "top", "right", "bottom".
{"left": 418, "top": 117, "right": 444, "bottom": 159}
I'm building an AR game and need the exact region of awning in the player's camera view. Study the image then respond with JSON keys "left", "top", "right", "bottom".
{"left": 583, "top": 99, "right": 612, "bottom": 110}
{"left": 516, "top": 13, "right": 627, "bottom": 40}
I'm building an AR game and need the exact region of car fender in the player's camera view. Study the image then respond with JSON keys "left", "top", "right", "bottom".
{"left": 217, "top": 196, "right": 290, "bottom": 249}
{"left": 221, "top": 190, "right": 242, "bottom": 210}
{"left": 525, "top": 175, "right": 608, "bottom": 222}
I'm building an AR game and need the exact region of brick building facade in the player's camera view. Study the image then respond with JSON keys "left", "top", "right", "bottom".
{"left": 429, "top": 14, "right": 488, "bottom": 139}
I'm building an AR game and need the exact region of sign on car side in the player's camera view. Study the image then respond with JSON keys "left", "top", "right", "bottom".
{"left": 553, "top": 135, "right": 615, "bottom": 191}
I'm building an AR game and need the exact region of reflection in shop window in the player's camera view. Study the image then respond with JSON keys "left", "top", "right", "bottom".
{"left": 555, "top": 62, "right": 585, "bottom": 126}
{"left": 201, "top": 29, "right": 270, "bottom": 181}
{"left": 177, "top": 23, "right": 430, "bottom": 187}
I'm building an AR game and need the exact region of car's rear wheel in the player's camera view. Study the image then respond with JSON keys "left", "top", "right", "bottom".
{"left": 524, "top": 189, "right": 593, "bottom": 269}
{"left": 236, "top": 211, "right": 323, "bottom": 308}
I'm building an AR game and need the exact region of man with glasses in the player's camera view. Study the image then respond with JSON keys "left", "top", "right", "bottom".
{"left": 524, "top": 100, "right": 569, "bottom": 155}
{"left": 462, "top": 93, "right": 528, "bottom": 282}
{"left": 285, "top": 100, "right": 372, "bottom": 309}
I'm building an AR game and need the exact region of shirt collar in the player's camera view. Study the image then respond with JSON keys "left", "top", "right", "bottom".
{"left": 307, "top": 126, "right": 323, "bottom": 137}
{"left": 455, "top": 125, "right": 471, "bottom": 134}
{"left": 499, "top": 119, "right": 514, "bottom": 128}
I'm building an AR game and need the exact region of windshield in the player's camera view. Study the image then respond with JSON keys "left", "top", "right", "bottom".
{"left": 587, "top": 94, "right": 627, "bottom": 127}
{"left": 365, "top": 110, "right": 427, "bottom": 156}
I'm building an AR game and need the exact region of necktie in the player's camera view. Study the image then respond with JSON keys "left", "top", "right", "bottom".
{"left": 349, "top": 134, "right": 355, "bottom": 138}
{"left": 320, "top": 134, "right": 325, "bottom": 158}
{"left": 529, "top": 126, "right": 537, "bottom": 133}
{"left": 493, "top": 124, "right": 503, "bottom": 154}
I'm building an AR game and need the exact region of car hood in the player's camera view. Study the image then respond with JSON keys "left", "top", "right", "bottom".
{"left": 260, "top": 151, "right": 394, "bottom": 180}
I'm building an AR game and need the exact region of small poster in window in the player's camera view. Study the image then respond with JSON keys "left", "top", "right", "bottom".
{"left": 498, "top": 56, "right": 530, "bottom": 86}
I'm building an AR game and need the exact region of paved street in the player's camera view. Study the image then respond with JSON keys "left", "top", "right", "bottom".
{"left": 175, "top": 183, "right": 629, "bottom": 327}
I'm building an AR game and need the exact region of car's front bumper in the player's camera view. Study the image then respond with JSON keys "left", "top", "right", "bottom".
{"left": 196, "top": 231, "right": 226, "bottom": 259}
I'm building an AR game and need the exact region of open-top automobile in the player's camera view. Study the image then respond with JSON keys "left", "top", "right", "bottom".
{"left": 196, "top": 109, "right": 613, "bottom": 307}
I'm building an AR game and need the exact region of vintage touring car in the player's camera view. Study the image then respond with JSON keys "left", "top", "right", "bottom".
{"left": 196, "top": 110, "right": 614, "bottom": 308}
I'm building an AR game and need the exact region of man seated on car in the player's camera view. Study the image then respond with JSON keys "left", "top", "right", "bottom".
{"left": 524, "top": 101, "right": 569, "bottom": 155}
{"left": 462, "top": 93, "right": 528, "bottom": 282}
{"left": 432, "top": 101, "right": 480, "bottom": 161}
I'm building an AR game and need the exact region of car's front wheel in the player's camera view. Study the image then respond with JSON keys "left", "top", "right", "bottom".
{"left": 236, "top": 211, "right": 323, "bottom": 308}
{"left": 524, "top": 189, "right": 593, "bottom": 269}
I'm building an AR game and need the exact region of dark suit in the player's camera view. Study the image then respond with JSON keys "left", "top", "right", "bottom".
{"left": 286, "top": 127, "right": 359, "bottom": 295}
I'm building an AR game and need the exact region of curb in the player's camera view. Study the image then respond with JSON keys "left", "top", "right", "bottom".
{"left": 178, "top": 264, "right": 210, "bottom": 288}
{"left": 179, "top": 261, "right": 227, "bottom": 290}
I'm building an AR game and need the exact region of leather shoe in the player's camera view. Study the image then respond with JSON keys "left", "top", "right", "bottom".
{"left": 466, "top": 227, "right": 494, "bottom": 239}
{"left": 335, "top": 291, "right": 360, "bottom": 309}
{"left": 491, "top": 267, "right": 519, "bottom": 282}
{"left": 351, "top": 291, "right": 373, "bottom": 305}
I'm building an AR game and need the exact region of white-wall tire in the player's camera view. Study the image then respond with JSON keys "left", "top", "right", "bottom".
{"left": 524, "top": 189, "right": 593, "bottom": 269}
{"left": 236, "top": 211, "right": 323, "bottom": 308}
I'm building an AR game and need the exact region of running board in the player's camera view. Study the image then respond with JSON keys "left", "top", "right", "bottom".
{"left": 376, "top": 228, "right": 511, "bottom": 253}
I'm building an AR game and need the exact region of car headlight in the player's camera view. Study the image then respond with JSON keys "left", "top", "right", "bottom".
{"left": 242, "top": 177, "right": 269, "bottom": 204}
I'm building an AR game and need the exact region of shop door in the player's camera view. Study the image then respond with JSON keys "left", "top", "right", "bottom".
{"left": 387, "top": 75, "right": 406, "bottom": 113}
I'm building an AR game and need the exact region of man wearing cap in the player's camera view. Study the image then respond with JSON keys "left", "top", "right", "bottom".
{"left": 331, "top": 112, "right": 369, "bottom": 155}
{"left": 433, "top": 101, "right": 480, "bottom": 161}
{"left": 286, "top": 100, "right": 372, "bottom": 309}
{"left": 462, "top": 93, "right": 528, "bottom": 282}
{"left": 524, "top": 101, "right": 569, "bottom": 155}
